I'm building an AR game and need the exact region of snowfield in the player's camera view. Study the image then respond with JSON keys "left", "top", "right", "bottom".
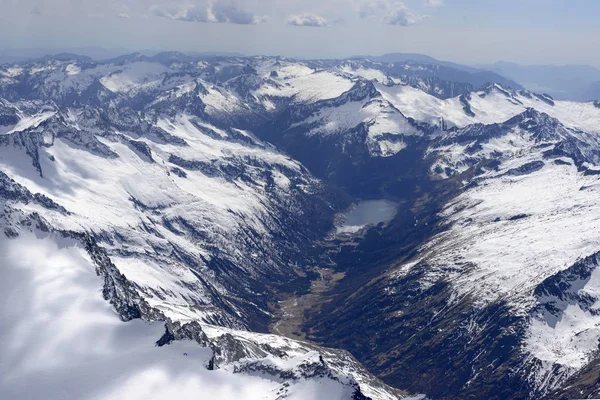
{"left": 421, "top": 160, "right": 600, "bottom": 307}
{"left": 379, "top": 83, "right": 600, "bottom": 134}
{"left": 99, "top": 62, "right": 170, "bottom": 94}
{"left": 296, "top": 93, "right": 420, "bottom": 157}
{"left": 253, "top": 61, "right": 356, "bottom": 104}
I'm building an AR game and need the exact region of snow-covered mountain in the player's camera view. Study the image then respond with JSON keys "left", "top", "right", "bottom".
{"left": 2, "top": 53, "right": 600, "bottom": 399}
{"left": 0, "top": 54, "right": 409, "bottom": 400}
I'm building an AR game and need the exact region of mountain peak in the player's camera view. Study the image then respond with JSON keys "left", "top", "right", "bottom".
{"left": 477, "top": 82, "right": 513, "bottom": 96}
{"left": 504, "top": 107, "right": 561, "bottom": 133}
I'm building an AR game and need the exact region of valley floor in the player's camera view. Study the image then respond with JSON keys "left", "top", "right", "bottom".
{"left": 271, "top": 265, "right": 346, "bottom": 340}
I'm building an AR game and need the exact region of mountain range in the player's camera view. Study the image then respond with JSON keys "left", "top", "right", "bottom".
{"left": 1, "top": 51, "right": 600, "bottom": 399}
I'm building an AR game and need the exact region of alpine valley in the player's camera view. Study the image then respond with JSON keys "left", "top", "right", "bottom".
{"left": 2, "top": 51, "right": 600, "bottom": 400}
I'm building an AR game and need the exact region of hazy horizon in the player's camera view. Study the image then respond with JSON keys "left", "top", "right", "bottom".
{"left": 2, "top": 46, "right": 600, "bottom": 71}
{"left": 1, "top": 0, "right": 600, "bottom": 68}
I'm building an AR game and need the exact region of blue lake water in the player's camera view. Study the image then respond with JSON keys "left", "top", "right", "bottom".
{"left": 338, "top": 199, "right": 398, "bottom": 234}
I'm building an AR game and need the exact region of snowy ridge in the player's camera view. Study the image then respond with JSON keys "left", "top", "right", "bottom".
{"left": 427, "top": 108, "right": 600, "bottom": 178}
{"left": 270, "top": 80, "right": 424, "bottom": 158}
{"left": 0, "top": 56, "right": 434, "bottom": 159}
{"left": 379, "top": 82, "right": 600, "bottom": 135}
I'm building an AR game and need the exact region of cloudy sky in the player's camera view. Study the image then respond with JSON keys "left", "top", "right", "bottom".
{"left": 0, "top": 0, "right": 599, "bottom": 66}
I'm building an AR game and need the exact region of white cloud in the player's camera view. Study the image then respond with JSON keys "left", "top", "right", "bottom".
{"left": 358, "top": 1, "right": 427, "bottom": 26}
{"left": 211, "top": 2, "right": 265, "bottom": 24}
{"left": 425, "top": 0, "right": 444, "bottom": 7}
{"left": 385, "top": 2, "right": 426, "bottom": 26}
{"left": 358, "top": 0, "right": 385, "bottom": 19}
{"left": 150, "top": 5, "right": 208, "bottom": 23}
{"left": 151, "top": 1, "right": 267, "bottom": 25}
{"left": 286, "top": 13, "right": 329, "bottom": 27}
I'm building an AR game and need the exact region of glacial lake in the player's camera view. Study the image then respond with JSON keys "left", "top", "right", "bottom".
{"left": 337, "top": 199, "right": 399, "bottom": 234}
